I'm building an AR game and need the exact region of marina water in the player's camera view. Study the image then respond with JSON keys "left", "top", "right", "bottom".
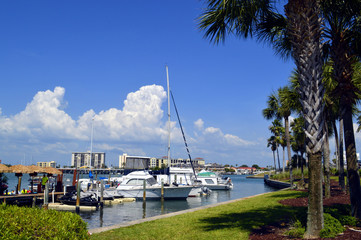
{"left": 3, "top": 173, "right": 276, "bottom": 229}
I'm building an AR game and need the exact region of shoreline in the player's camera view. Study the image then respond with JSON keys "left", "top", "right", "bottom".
{"left": 88, "top": 189, "right": 285, "bottom": 235}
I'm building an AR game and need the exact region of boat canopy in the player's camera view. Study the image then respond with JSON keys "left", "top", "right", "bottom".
{"left": 197, "top": 171, "right": 216, "bottom": 177}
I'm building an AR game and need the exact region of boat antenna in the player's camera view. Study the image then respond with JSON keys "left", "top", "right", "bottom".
{"left": 170, "top": 90, "right": 197, "bottom": 180}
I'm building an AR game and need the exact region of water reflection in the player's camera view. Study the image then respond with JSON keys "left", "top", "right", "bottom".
{"left": 76, "top": 175, "right": 277, "bottom": 229}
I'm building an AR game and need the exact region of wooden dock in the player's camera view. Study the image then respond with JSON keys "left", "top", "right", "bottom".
{"left": 0, "top": 192, "right": 65, "bottom": 205}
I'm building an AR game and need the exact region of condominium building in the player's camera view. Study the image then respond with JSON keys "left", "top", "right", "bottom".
{"left": 37, "top": 161, "right": 56, "bottom": 168}
{"left": 71, "top": 152, "right": 105, "bottom": 168}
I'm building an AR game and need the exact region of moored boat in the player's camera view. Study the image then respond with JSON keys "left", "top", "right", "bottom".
{"left": 196, "top": 170, "right": 233, "bottom": 190}
{"left": 116, "top": 171, "right": 193, "bottom": 200}
{"left": 59, "top": 191, "right": 100, "bottom": 207}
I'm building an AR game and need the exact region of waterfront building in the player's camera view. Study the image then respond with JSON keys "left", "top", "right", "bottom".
{"left": 236, "top": 167, "right": 256, "bottom": 175}
{"left": 71, "top": 152, "right": 105, "bottom": 168}
{"left": 150, "top": 156, "right": 205, "bottom": 168}
{"left": 119, "top": 154, "right": 205, "bottom": 169}
{"left": 37, "top": 161, "right": 56, "bottom": 168}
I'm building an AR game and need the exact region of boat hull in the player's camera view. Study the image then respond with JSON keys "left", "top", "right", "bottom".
{"left": 117, "top": 186, "right": 193, "bottom": 200}
{"left": 205, "top": 184, "right": 233, "bottom": 190}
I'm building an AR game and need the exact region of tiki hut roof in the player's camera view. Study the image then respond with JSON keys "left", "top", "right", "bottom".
{"left": 0, "top": 164, "right": 11, "bottom": 173}
{"left": 28, "top": 165, "right": 45, "bottom": 173}
{"left": 42, "top": 167, "right": 62, "bottom": 175}
{"left": 10, "top": 164, "right": 33, "bottom": 174}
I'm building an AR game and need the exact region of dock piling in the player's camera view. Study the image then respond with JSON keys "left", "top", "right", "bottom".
{"left": 143, "top": 179, "right": 146, "bottom": 202}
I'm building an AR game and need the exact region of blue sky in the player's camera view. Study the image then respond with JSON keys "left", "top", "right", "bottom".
{"left": 0, "top": 0, "right": 302, "bottom": 168}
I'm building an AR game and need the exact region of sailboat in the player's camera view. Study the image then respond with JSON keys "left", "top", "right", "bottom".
{"left": 115, "top": 67, "right": 194, "bottom": 200}
{"left": 155, "top": 66, "right": 210, "bottom": 197}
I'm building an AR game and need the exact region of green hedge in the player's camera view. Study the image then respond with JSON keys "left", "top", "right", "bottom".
{"left": 0, "top": 204, "right": 89, "bottom": 239}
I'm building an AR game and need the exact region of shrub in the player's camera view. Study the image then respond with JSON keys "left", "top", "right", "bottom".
{"left": 285, "top": 220, "right": 305, "bottom": 238}
{"left": 324, "top": 204, "right": 357, "bottom": 226}
{"left": 319, "top": 213, "right": 345, "bottom": 238}
{"left": 270, "top": 169, "right": 309, "bottom": 181}
{"left": 0, "top": 204, "right": 89, "bottom": 239}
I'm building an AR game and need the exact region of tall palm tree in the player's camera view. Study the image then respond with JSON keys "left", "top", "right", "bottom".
{"left": 291, "top": 117, "right": 306, "bottom": 182}
{"left": 284, "top": 1, "right": 325, "bottom": 237}
{"left": 278, "top": 85, "right": 301, "bottom": 185}
{"left": 267, "top": 136, "right": 278, "bottom": 171}
{"left": 322, "top": 61, "right": 346, "bottom": 191}
{"left": 280, "top": 132, "right": 287, "bottom": 172}
{"left": 199, "top": 0, "right": 325, "bottom": 237}
{"left": 321, "top": 0, "right": 361, "bottom": 218}
{"left": 263, "top": 87, "right": 300, "bottom": 176}
{"left": 268, "top": 119, "right": 283, "bottom": 171}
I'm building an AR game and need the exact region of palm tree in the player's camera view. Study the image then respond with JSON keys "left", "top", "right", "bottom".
{"left": 199, "top": 0, "right": 325, "bottom": 237}
{"left": 263, "top": 87, "right": 299, "bottom": 176}
{"left": 268, "top": 119, "right": 283, "bottom": 171}
{"left": 278, "top": 85, "right": 301, "bottom": 185}
{"left": 291, "top": 117, "right": 306, "bottom": 182}
{"left": 321, "top": 0, "right": 361, "bottom": 218}
{"left": 267, "top": 136, "right": 278, "bottom": 171}
{"left": 279, "top": 132, "right": 287, "bottom": 172}
{"left": 284, "top": 1, "right": 325, "bottom": 237}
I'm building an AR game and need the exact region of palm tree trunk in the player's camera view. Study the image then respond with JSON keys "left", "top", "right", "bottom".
{"left": 285, "top": 117, "right": 293, "bottom": 185}
{"left": 273, "top": 150, "right": 277, "bottom": 172}
{"left": 276, "top": 147, "right": 281, "bottom": 172}
{"left": 339, "top": 119, "right": 346, "bottom": 192}
{"left": 342, "top": 104, "right": 361, "bottom": 218}
{"left": 332, "top": 120, "right": 340, "bottom": 170}
{"left": 283, "top": 147, "right": 285, "bottom": 172}
{"left": 323, "top": 125, "right": 331, "bottom": 199}
{"left": 285, "top": 0, "right": 324, "bottom": 237}
{"left": 307, "top": 152, "right": 324, "bottom": 237}
{"left": 301, "top": 150, "right": 305, "bottom": 181}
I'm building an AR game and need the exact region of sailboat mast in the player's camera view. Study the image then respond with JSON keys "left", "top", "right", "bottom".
{"left": 90, "top": 117, "right": 94, "bottom": 168}
{"left": 166, "top": 66, "right": 171, "bottom": 168}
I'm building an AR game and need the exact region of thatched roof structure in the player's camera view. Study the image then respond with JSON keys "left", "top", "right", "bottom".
{"left": 28, "top": 165, "right": 45, "bottom": 173}
{"left": 10, "top": 164, "right": 33, "bottom": 174}
{"left": 6, "top": 164, "right": 62, "bottom": 175}
{"left": 42, "top": 167, "right": 62, "bottom": 175}
{"left": 0, "top": 164, "right": 11, "bottom": 173}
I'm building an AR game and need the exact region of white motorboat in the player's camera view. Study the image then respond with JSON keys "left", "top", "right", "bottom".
{"left": 196, "top": 170, "right": 233, "bottom": 190}
{"left": 116, "top": 171, "right": 193, "bottom": 200}
{"left": 156, "top": 167, "right": 211, "bottom": 197}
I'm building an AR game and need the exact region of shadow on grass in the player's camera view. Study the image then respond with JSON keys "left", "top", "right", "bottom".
{"left": 199, "top": 191, "right": 307, "bottom": 233}
{"left": 267, "top": 191, "right": 308, "bottom": 199}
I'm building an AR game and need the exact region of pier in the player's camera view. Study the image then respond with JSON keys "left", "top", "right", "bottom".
{"left": 0, "top": 192, "right": 65, "bottom": 206}
{"left": 59, "top": 168, "right": 124, "bottom": 175}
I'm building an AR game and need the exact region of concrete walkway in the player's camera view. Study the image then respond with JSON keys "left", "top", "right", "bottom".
{"left": 88, "top": 191, "right": 277, "bottom": 235}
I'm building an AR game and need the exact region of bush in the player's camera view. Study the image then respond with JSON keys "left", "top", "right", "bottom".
{"left": 270, "top": 169, "right": 308, "bottom": 181}
{"left": 0, "top": 204, "right": 89, "bottom": 239}
{"left": 324, "top": 204, "right": 357, "bottom": 226}
{"left": 285, "top": 220, "right": 305, "bottom": 238}
{"left": 319, "top": 213, "right": 345, "bottom": 238}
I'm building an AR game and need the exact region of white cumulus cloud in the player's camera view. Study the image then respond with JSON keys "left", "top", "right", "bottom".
{"left": 0, "top": 85, "right": 256, "bottom": 166}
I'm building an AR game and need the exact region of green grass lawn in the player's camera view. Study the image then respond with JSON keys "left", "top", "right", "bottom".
{"left": 90, "top": 190, "right": 307, "bottom": 240}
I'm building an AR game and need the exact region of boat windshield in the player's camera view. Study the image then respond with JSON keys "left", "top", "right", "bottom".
{"left": 147, "top": 177, "right": 157, "bottom": 185}
{"left": 205, "top": 179, "right": 215, "bottom": 184}
{"left": 125, "top": 177, "right": 157, "bottom": 186}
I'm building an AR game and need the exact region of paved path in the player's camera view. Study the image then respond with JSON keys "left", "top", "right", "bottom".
{"left": 88, "top": 191, "right": 276, "bottom": 235}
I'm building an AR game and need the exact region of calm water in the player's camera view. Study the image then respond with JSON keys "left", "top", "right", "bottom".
{"left": 3, "top": 173, "right": 276, "bottom": 229}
